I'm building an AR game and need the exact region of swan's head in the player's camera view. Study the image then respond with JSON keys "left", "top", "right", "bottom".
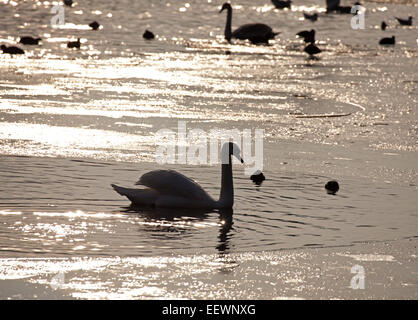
{"left": 221, "top": 142, "right": 244, "bottom": 164}
{"left": 219, "top": 3, "right": 232, "bottom": 13}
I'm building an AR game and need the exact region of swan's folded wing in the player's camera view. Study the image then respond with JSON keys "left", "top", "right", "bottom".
{"left": 136, "top": 170, "right": 213, "bottom": 201}
{"left": 111, "top": 184, "right": 159, "bottom": 206}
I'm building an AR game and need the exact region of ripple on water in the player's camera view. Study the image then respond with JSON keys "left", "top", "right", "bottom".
{"left": 0, "top": 157, "right": 417, "bottom": 257}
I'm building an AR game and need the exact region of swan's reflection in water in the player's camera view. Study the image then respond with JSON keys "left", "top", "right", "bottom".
{"left": 121, "top": 206, "right": 235, "bottom": 256}
{"left": 216, "top": 208, "right": 239, "bottom": 274}
{"left": 217, "top": 208, "right": 234, "bottom": 254}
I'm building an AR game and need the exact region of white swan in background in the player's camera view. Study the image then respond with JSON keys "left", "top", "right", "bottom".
{"left": 111, "top": 142, "right": 244, "bottom": 209}
{"left": 219, "top": 3, "right": 279, "bottom": 45}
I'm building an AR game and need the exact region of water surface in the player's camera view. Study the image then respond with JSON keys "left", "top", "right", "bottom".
{"left": 0, "top": 0, "right": 417, "bottom": 299}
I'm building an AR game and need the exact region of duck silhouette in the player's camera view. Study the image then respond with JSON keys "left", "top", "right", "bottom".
{"left": 89, "top": 21, "right": 100, "bottom": 30}
{"left": 297, "top": 29, "right": 315, "bottom": 43}
{"left": 250, "top": 170, "right": 265, "bottom": 185}
{"left": 304, "top": 12, "right": 318, "bottom": 22}
{"left": 1, "top": 44, "right": 24, "bottom": 54}
{"left": 67, "top": 38, "right": 81, "bottom": 48}
{"left": 379, "top": 36, "right": 395, "bottom": 45}
{"left": 271, "top": 0, "right": 291, "bottom": 9}
{"left": 304, "top": 43, "right": 321, "bottom": 58}
{"left": 325, "top": 180, "right": 339, "bottom": 194}
{"left": 396, "top": 16, "right": 413, "bottom": 26}
{"left": 143, "top": 30, "right": 155, "bottom": 40}
{"left": 19, "top": 36, "right": 41, "bottom": 45}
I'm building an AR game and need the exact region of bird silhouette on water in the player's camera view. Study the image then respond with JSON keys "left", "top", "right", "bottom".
{"left": 1, "top": 44, "right": 25, "bottom": 54}
{"left": 326, "top": 0, "right": 358, "bottom": 14}
{"left": 304, "top": 43, "right": 321, "bottom": 58}
{"left": 297, "top": 29, "right": 320, "bottom": 58}
{"left": 325, "top": 180, "right": 339, "bottom": 194}
{"left": 250, "top": 170, "right": 266, "bottom": 185}
{"left": 303, "top": 12, "right": 318, "bottom": 22}
{"left": 63, "top": 0, "right": 73, "bottom": 7}
{"left": 271, "top": 0, "right": 291, "bottom": 9}
{"left": 19, "top": 36, "right": 41, "bottom": 45}
{"left": 297, "top": 29, "right": 315, "bottom": 43}
{"left": 379, "top": 36, "right": 395, "bottom": 45}
{"left": 67, "top": 38, "right": 80, "bottom": 48}
{"left": 381, "top": 21, "right": 387, "bottom": 31}
{"left": 143, "top": 30, "right": 155, "bottom": 40}
{"left": 89, "top": 21, "right": 100, "bottom": 30}
{"left": 220, "top": 3, "right": 279, "bottom": 45}
{"left": 396, "top": 16, "right": 413, "bottom": 26}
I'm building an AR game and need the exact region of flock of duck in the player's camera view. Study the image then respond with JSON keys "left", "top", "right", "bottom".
{"left": 218, "top": 0, "right": 413, "bottom": 57}
{"left": 0, "top": 0, "right": 154, "bottom": 55}
{"left": 0, "top": 1, "right": 414, "bottom": 57}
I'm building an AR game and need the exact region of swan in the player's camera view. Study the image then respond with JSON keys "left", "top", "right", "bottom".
{"left": 111, "top": 142, "right": 244, "bottom": 209}
{"left": 219, "top": 3, "right": 279, "bottom": 45}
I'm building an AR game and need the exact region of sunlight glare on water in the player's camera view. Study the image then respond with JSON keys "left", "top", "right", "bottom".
{"left": 0, "top": 0, "right": 417, "bottom": 299}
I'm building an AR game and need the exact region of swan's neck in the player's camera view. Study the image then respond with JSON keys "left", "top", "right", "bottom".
{"left": 224, "top": 7, "right": 232, "bottom": 43}
{"left": 217, "top": 155, "right": 234, "bottom": 208}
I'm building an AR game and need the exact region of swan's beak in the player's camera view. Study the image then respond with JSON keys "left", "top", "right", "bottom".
{"left": 219, "top": 4, "right": 227, "bottom": 13}
{"left": 233, "top": 150, "right": 244, "bottom": 164}
{"left": 232, "top": 153, "right": 244, "bottom": 164}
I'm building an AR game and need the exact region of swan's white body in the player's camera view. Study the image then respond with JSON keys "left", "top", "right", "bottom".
{"left": 111, "top": 142, "right": 243, "bottom": 209}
